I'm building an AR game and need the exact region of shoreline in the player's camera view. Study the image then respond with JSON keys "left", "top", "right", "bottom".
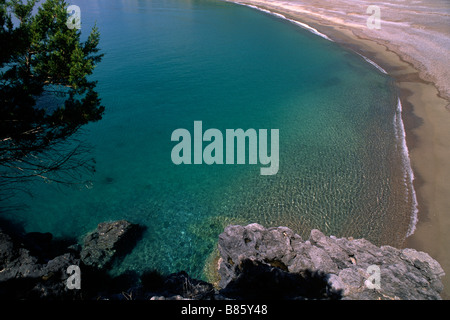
{"left": 230, "top": 0, "right": 418, "bottom": 240}
{"left": 222, "top": 0, "right": 450, "bottom": 297}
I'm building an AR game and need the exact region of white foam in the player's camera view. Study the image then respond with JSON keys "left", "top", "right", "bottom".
{"left": 234, "top": 2, "right": 333, "bottom": 41}
{"left": 393, "top": 98, "right": 419, "bottom": 237}
{"left": 356, "top": 52, "right": 388, "bottom": 74}
{"left": 228, "top": 1, "right": 394, "bottom": 77}
{"left": 230, "top": 1, "right": 417, "bottom": 238}
{"left": 288, "top": 19, "right": 333, "bottom": 41}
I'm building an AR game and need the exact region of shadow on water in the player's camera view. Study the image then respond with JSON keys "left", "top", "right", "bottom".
{"left": 0, "top": 217, "right": 78, "bottom": 262}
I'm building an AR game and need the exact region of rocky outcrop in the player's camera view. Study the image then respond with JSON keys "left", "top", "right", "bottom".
{"left": 0, "top": 220, "right": 445, "bottom": 300}
{"left": 0, "top": 220, "right": 143, "bottom": 299}
{"left": 80, "top": 220, "right": 142, "bottom": 270}
{"left": 218, "top": 223, "right": 445, "bottom": 300}
{"left": 0, "top": 226, "right": 80, "bottom": 299}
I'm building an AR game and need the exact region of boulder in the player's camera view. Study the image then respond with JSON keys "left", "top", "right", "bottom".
{"left": 80, "top": 220, "right": 142, "bottom": 270}
{"left": 0, "top": 220, "right": 144, "bottom": 300}
{"left": 0, "top": 227, "right": 80, "bottom": 299}
{"left": 218, "top": 223, "right": 445, "bottom": 300}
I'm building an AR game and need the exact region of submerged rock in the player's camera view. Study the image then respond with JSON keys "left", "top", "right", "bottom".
{"left": 218, "top": 223, "right": 445, "bottom": 300}
{"left": 80, "top": 220, "right": 142, "bottom": 270}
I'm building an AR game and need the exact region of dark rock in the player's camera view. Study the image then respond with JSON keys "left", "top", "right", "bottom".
{"left": 219, "top": 259, "right": 341, "bottom": 300}
{"left": 1, "top": 220, "right": 445, "bottom": 300}
{"left": 0, "top": 227, "right": 80, "bottom": 299}
{"left": 95, "top": 270, "right": 218, "bottom": 301}
{"left": 140, "top": 269, "right": 165, "bottom": 292}
{"left": 218, "top": 223, "right": 445, "bottom": 300}
{"left": 159, "top": 271, "right": 216, "bottom": 300}
{"left": 0, "top": 219, "right": 146, "bottom": 300}
{"left": 80, "top": 220, "right": 143, "bottom": 270}
{"left": 0, "top": 229, "right": 16, "bottom": 267}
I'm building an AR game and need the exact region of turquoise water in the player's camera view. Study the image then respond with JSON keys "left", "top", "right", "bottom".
{"left": 2, "top": 0, "right": 415, "bottom": 280}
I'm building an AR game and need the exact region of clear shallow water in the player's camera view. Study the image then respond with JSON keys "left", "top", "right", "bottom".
{"left": 2, "top": 0, "right": 415, "bottom": 280}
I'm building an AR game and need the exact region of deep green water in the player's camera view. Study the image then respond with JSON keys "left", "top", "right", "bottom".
{"left": 2, "top": 0, "right": 416, "bottom": 280}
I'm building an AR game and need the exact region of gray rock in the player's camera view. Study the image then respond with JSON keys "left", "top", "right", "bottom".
{"left": 80, "top": 220, "right": 141, "bottom": 270}
{"left": 1, "top": 220, "right": 445, "bottom": 300}
{"left": 0, "top": 227, "right": 80, "bottom": 299}
{"left": 217, "top": 223, "right": 445, "bottom": 300}
{"left": 0, "top": 220, "right": 144, "bottom": 300}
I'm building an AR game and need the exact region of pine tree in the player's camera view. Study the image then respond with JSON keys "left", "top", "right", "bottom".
{"left": 0, "top": 0, "right": 104, "bottom": 186}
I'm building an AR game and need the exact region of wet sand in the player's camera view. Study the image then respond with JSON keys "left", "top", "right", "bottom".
{"left": 223, "top": 0, "right": 450, "bottom": 297}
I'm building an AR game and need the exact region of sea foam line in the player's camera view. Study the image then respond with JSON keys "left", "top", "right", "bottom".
{"left": 232, "top": 2, "right": 333, "bottom": 41}
{"left": 355, "top": 52, "right": 388, "bottom": 74}
{"left": 393, "top": 98, "right": 419, "bottom": 237}
{"left": 230, "top": 1, "right": 416, "bottom": 237}
{"left": 231, "top": 2, "right": 392, "bottom": 75}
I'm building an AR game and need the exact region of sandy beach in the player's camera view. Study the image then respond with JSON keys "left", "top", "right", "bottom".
{"left": 223, "top": 0, "right": 450, "bottom": 297}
